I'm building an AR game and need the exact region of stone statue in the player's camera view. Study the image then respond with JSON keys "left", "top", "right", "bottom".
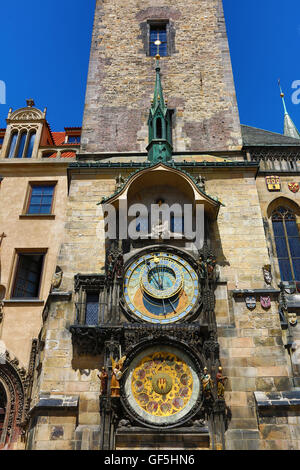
{"left": 201, "top": 367, "right": 214, "bottom": 400}
{"left": 110, "top": 356, "right": 126, "bottom": 397}
{"left": 106, "top": 244, "right": 124, "bottom": 284}
{"left": 198, "top": 255, "right": 206, "bottom": 279}
{"left": 115, "top": 252, "right": 124, "bottom": 279}
{"left": 263, "top": 265, "right": 272, "bottom": 286}
{"left": 207, "top": 255, "right": 217, "bottom": 280}
{"left": 216, "top": 367, "right": 227, "bottom": 399}
{"left": 51, "top": 266, "right": 63, "bottom": 291}
{"left": 116, "top": 174, "right": 125, "bottom": 191}
{"left": 196, "top": 175, "right": 206, "bottom": 192}
{"left": 98, "top": 367, "right": 108, "bottom": 396}
{"left": 118, "top": 419, "right": 131, "bottom": 430}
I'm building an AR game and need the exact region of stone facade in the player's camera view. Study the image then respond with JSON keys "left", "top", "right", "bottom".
{"left": 1, "top": 0, "right": 300, "bottom": 453}
{"left": 25, "top": 156, "right": 300, "bottom": 451}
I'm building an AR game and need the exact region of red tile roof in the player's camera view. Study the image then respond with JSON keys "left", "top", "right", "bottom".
{"left": 51, "top": 131, "right": 80, "bottom": 146}
{"left": 60, "top": 151, "right": 77, "bottom": 158}
{"left": 52, "top": 132, "right": 66, "bottom": 146}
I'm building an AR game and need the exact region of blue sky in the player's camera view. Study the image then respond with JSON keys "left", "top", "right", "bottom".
{"left": 0, "top": 0, "right": 299, "bottom": 135}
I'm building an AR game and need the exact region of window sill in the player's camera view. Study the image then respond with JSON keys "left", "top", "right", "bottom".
{"left": 4, "top": 299, "right": 45, "bottom": 306}
{"left": 19, "top": 214, "right": 55, "bottom": 220}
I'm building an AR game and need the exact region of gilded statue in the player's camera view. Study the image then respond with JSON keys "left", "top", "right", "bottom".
{"left": 216, "top": 367, "right": 228, "bottom": 399}
{"left": 110, "top": 356, "right": 126, "bottom": 397}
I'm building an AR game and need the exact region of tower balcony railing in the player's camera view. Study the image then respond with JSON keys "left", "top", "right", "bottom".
{"left": 250, "top": 152, "right": 300, "bottom": 172}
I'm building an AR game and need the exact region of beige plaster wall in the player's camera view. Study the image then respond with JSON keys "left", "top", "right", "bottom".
{"left": 0, "top": 163, "right": 68, "bottom": 368}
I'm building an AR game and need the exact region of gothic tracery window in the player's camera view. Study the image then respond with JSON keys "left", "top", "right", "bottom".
{"left": 7, "top": 129, "right": 37, "bottom": 159}
{"left": 272, "top": 207, "right": 300, "bottom": 282}
{"left": 8, "top": 131, "right": 18, "bottom": 158}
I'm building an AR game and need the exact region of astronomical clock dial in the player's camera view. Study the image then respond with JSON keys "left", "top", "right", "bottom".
{"left": 123, "top": 346, "right": 200, "bottom": 427}
{"left": 123, "top": 252, "right": 199, "bottom": 324}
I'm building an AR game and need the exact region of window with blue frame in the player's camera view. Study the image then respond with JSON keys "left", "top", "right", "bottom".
{"left": 27, "top": 184, "right": 55, "bottom": 215}
{"left": 272, "top": 207, "right": 300, "bottom": 282}
{"left": 149, "top": 24, "right": 168, "bottom": 56}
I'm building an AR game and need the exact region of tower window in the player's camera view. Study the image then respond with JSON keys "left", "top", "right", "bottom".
{"left": 149, "top": 24, "right": 168, "bottom": 57}
{"left": 272, "top": 207, "right": 300, "bottom": 281}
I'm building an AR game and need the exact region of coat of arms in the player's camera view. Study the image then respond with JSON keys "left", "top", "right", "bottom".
{"left": 266, "top": 176, "right": 281, "bottom": 192}
{"left": 260, "top": 296, "right": 271, "bottom": 309}
{"left": 245, "top": 296, "right": 256, "bottom": 310}
{"left": 288, "top": 183, "right": 299, "bottom": 193}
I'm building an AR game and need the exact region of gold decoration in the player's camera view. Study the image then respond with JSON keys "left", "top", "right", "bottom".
{"left": 131, "top": 351, "right": 193, "bottom": 417}
{"left": 152, "top": 373, "right": 173, "bottom": 395}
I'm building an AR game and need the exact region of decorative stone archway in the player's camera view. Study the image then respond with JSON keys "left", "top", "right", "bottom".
{"left": 0, "top": 354, "right": 26, "bottom": 450}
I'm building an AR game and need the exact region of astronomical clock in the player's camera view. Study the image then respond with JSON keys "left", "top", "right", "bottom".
{"left": 122, "top": 250, "right": 200, "bottom": 324}
{"left": 115, "top": 246, "right": 210, "bottom": 433}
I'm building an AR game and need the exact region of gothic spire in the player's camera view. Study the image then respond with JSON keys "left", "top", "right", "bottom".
{"left": 152, "top": 55, "right": 167, "bottom": 114}
{"left": 147, "top": 51, "right": 173, "bottom": 163}
{"left": 278, "top": 80, "right": 300, "bottom": 140}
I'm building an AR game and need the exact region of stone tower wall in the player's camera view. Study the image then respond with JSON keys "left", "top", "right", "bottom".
{"left": 81, "top": 0, "right": 242, "bottom": 154}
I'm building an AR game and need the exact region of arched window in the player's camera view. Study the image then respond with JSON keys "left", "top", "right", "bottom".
{"left": 272, "top": 207, "right": 300, "bottom": 281}
{"left": 16, "top": 131, "right": 27, "bottom": 158}
{"left": 25, "top": 131, "right": 36, "bottom": 158}
{"left": 7, "top": 131, "right": 18, "bottom": 158}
